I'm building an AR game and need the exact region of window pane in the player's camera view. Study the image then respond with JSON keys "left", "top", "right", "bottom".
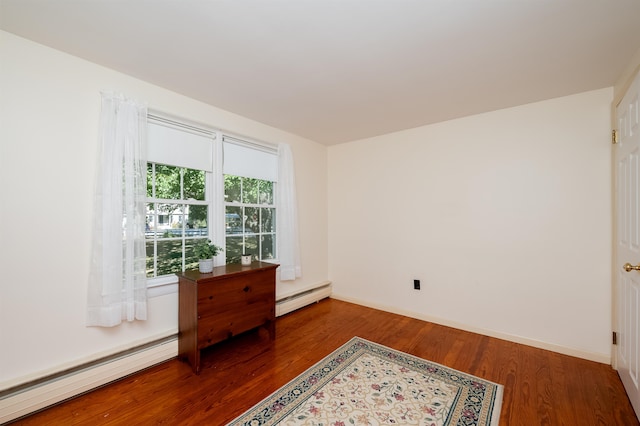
{"left": 225, "top": 206, "right": 243, "bottom": 235}
{"left": 183, "top": 168, "right": 205, "bottom": 200}
{"left": 147, "top": 163, "right": 154, "bottom": 197}
{"left": 225, "top": 236, "right": 243, "bottom": 264}
{"left": 185, "top": 238, "right": 204, "bottom": 271}
{"left": 245, "top": 207, "right": 259, "bottom": 233}
{"left": 145, "top": 241, "right": 155, "bottom": 277}
{"left": 167, "top": 225, "right": 184, "bottom": 238}
{"left": 261, "top": 208, "right": 275, "bottom": 233}
{"left": 186, "top": 204, "right": 208, "bottom": 236}
{"left": 156, "top": 239, "right": 183, "bottom": 276}
{"left": 224, "top": 175, "right": 242, "bottom": 203}
{"left": 261, "top": 234, "right": 275, "bottom": 260}
{"left": 155, "top": 164, "right": 181, "bottom": 199}
{"left": 259, "top": 181, "right": 273, "bottom": 205}
{"left": 145, "top": 203, "right": 155, "bottom": 239}
{"left": 244, "top": 234, "right": 258, "bottom": 257}
{"left": 242, "top": 177, "right": 259, "bottom": 204}
{"left": 155, "top": 203, "right": 182, "bottom": 238}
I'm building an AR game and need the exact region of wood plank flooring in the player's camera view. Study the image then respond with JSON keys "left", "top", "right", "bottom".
{"left": 11, "top": 298, "right": 638, "bottom": 425}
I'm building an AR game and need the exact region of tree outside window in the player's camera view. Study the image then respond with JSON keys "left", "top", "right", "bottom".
{"left": 146, "top": 163, "right": 209, "bottom": 277}
{"left": 224, "top": 175, "right": 276, "bottom": 264}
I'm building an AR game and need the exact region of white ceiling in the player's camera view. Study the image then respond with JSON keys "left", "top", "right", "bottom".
{"left": 2, "top": 0, "right": 640, "bottom": 145}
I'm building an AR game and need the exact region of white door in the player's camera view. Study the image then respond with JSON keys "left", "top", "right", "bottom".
{"left": 616, "top": 69, "right": 640, "bottom": 419}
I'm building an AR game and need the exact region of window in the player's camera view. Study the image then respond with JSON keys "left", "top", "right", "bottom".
{"left": 222, "top": 135, "right": 279, "bottom": 265}
{"left": 224, "top": 175, "right": 276, "bottom": 263}
{"left": 144, "top": 116, "right": 282, "bottom": 283}
{"left": 146, "top": 163, "right": 209, "bottom": 277}
{"left": 146, "top": 118, "right": 216, "bottom": 281}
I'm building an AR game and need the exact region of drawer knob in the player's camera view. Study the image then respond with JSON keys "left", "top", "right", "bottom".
{"left": 243, "top": 286, "right": 250, "bottom": 292}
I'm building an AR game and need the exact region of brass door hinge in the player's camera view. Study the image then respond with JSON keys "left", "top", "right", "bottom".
{"left": 613, "top": 331, "right": 618, "bottom": 345}
{"left": 612, "top": 130, "right": 619, "bottom": 145}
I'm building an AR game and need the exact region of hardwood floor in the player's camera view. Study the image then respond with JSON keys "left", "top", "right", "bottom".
{"left": 12, "top": 298, "right": 638, "bottom": 425}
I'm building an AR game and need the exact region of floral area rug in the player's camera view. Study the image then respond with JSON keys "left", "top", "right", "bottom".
{"left": 227, "top": 336, "right": 503, "bottom": 426}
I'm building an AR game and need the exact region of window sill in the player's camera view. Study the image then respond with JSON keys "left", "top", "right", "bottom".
{"left": 148, "top": 275, "right": 178, "bottom": 298}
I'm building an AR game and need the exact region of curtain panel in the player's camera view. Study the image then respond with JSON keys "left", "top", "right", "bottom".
{"left": 87, "top": 92, "right": 148, "bottom": 327}
{"left": 276, "top": 143, "right": 302, "bottom": 281}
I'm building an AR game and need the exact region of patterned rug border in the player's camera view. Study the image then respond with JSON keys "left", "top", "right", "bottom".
{"left": 227, "top": 336, "right": 503, "bottom": 425}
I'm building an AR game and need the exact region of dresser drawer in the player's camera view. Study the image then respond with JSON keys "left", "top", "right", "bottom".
{"left": 197, "top": 300, "right": 274, "bottom": 348}
{"left": 197, "top": 273, "right": 274, "bottom": 318}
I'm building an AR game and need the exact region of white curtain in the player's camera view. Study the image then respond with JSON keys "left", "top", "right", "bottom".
{"left": 276, "top": 143, "right": 302, "bottom": 281}
{"left": 87, "top": 92, "right": 148, "bottom": 327}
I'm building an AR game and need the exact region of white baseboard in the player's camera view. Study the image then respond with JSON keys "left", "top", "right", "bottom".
{"left": 0, "top": 338, "right": 178, "bottom": 424}
{"left": 276, "top": 282, "right": 332, "bottom": 316}
{"left": 330, "top": 293, "right": 611, "bottom": 365}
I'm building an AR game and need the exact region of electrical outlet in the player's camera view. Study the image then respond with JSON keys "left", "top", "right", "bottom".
{"left": 413, "top": 279, "right": 420, "bottom": 290}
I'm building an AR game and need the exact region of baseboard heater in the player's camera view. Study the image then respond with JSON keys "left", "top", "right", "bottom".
{"left": 275, "top": 282, "right": 332, "bottom": 317}
{"left": 0, "top": 336, "right": 178, "bottom": 424}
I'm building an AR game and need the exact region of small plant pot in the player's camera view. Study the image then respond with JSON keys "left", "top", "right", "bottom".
{"left": 241, "top": 254, "right": 252, "bottom": 266}
{"left": 199, "top": 258, "right": 214, "bottom": 273}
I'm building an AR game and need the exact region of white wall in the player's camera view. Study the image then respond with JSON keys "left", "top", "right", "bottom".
{"left": 328, "top": 88, "right": 613, "bottom": 362}
{"left": 0, "top": 31, "right": 328, "bottom": 387}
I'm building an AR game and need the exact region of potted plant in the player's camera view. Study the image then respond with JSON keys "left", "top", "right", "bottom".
{"left": 241, "top": 253, "right": 253, "bottom": 266}
{"left": 194, "top": 239, "right": 223, "bottom": 273}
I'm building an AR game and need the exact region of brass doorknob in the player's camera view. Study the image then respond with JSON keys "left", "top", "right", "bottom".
{"left": 623, "top": 263, "right": 640, "bottom": 272}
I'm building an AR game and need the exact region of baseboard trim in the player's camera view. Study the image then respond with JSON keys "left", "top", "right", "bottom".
{"left": 0, "top": 337, "right": 178, "bottom": 424}
{"left": 276, "top": 282, "right": 332, "bottom": 316}
{"left": 330, "top": 294, "right": 611, "bottom": 365}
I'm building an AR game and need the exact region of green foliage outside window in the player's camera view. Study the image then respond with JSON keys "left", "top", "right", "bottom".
{"left": 145, "top": 168, "right": 278, "bottom": 277}
{"left": 224, "top": 175, "right": 276, "bottom": 264}
{"left": 146, "top": 163, "right": 208, "bottom": 277}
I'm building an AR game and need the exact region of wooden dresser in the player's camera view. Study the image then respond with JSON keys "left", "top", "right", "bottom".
{"left": 177, "top": 261, "right": 278, "bottom": 374}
